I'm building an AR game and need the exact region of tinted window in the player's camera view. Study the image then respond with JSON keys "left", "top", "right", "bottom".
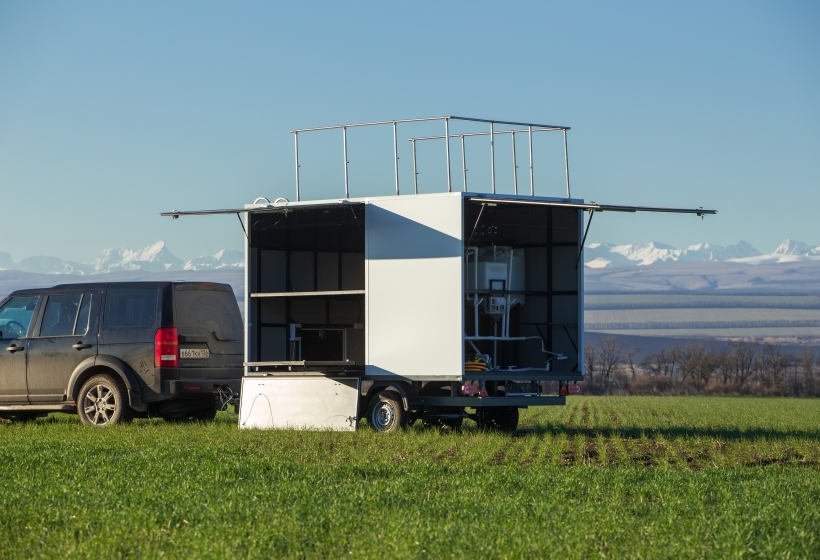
{"left": 40, "top": 295, "right": 81, "bottom": 337}
{"left": 74, "top": 295, "right": 92, "bottom": 336}
{"left": 0, "top": 296, "right": 39, "bottom": 339}
{"left": 175, "top": 287, "right": 241, "bottom": 341}
{"left": 105, "top": 285, "right": 158, "bottom": 329}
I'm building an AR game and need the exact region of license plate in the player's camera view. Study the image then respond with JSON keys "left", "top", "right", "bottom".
{"left": 180, "top": 349, "right": 209, "bottom": 359}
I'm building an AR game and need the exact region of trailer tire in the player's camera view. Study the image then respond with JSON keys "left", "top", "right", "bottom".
{"left": 475, "top": 407, "right": 519, "bottom": 433}
{"left": 367, "top": 390, "right": 406, "bottom": 433}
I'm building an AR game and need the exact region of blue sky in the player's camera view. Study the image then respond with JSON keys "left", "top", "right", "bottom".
{"left": 1, "top": 0, "right": 818, "bottom": 263}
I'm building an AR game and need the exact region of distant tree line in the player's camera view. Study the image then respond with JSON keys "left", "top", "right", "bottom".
{"left": 583, "top": 338, "right": 819, "bottom": 397}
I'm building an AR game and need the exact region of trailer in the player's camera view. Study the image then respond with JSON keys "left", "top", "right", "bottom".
{"left": 164, "top": 115, "right": 715, "bottom": 432}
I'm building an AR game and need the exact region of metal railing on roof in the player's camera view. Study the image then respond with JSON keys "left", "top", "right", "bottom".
{"left": 290, "top": 116, "right": 571, "bottom": 202}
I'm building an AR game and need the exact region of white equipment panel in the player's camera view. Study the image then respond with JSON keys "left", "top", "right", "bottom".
{"left": 238, "top": 377, "right": 360, "bottom": 431}
{"left": 365, "top": 194, "right": 464, "bottom": 379}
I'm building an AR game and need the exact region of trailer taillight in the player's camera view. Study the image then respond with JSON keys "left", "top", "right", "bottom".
{"left": 154, "top": 328, "right": 179, "bottom": 367}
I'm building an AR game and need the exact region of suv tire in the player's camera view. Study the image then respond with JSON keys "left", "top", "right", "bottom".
{"left": 77, "top": 374, "right": 129, "bottom": 426}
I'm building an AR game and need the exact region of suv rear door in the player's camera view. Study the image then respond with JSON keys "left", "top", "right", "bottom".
{"left": 26, "top": 290, "right": 102, "bottom": 403}
{"left": 174, "top": 283, "right": 243, "bottom": 372}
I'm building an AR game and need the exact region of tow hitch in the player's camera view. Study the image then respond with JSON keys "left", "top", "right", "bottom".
{"left": 215, "top": 385, "right": 239, "bottom": 411}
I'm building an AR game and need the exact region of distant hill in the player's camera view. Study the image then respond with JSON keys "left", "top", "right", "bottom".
{"left": 585, "top": 259, "right": 820, "bottom": 293}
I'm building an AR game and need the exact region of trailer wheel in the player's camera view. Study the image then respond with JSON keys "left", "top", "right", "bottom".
{"left": 475, "top": 407, "right": 519, "bottom": 433}
{"left": 367, "top": 390, "right": 406, "bottom": 433}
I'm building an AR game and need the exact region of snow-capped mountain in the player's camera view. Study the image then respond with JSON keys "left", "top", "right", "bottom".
{"left": 725, "top": 239, "right": 820, "bottom": 265}
{"left": 184, "top": 249, "right": 245, "bottom": 270}
{"left": 0, "top": 242, "right": 243, "bottom": 275}
{"left": 584, "top": 240, "right": 762, "bottom": 268}
{"left": 584, "top": 239, "right": 820, "bottom": 268}
{"left": 93, "top": 242, "right": 185, "bottom": 273}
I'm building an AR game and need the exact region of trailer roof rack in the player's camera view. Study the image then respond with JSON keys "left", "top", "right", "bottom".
{"left": 160, "top": 115, "right": 716, "bottom": 219}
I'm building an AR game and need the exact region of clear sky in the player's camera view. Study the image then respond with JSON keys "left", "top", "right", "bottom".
{"left": 1, "top": 0, "right": 818, "bottom": 263}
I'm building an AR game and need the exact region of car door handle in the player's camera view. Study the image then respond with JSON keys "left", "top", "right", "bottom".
{"left": 72, "top": 342, "right": 93, "bottom": 350}
{"left": 5, "top": 344, "right": 24, "bottom": 353}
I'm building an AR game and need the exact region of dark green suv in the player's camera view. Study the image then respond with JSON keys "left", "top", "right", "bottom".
{"left": 0, "top": 282, "right": 243, "bottom": 425}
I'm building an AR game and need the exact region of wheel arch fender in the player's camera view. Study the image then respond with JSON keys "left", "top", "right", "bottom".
{"left": 67, "top": 355, "right": 147, "bottom": 412}
{"left": 363, "top": 381, "right": 417, "bottom": 413}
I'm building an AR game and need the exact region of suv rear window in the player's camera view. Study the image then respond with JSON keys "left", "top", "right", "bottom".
{"left": 105, "top": 285, "right": 158, "bottom": 329}
{"left": 174, "top": 284, "right": 241, "bottom": 341}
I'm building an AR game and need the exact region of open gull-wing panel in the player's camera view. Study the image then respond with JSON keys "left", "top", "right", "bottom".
{"left": 466, "top": 196, "right": 717, "bottom": 216}
{"left": 161, "top": 199, "right": 363, "bottom": 218}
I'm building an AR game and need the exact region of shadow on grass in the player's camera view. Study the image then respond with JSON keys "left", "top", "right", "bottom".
{"left": 15, "top": 412, "right": 820, "bottom": 443}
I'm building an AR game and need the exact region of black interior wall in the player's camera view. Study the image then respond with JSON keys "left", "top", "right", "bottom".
{"left": 248, "top": 205, "right": 366, "bottom": 364}
{"left": 463, "top": 201, "right": 581, "bottom": 372}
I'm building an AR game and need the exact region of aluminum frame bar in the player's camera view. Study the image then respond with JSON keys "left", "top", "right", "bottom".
{"left": 406, "top": 127, "right": 561, "bottom": 142}
{"left": 290, "top": 116, "right": 569, "bottom": 133}
{"left": 294, "top": 132, "right": 301, "bottom": 201}
{"left": 411, "top": 139, "right": 418, "bottom": 194}
{"left": 563, "top": 129, "right": 571, "bottom": 198}
{"left": 511, "top": 132, "right": 518, "bottom": 195}
{"left": 444, "top": 118, "right": 451, "bottom": 192}
{"left": 461, "top": 135, "right": 467, "bottom": 192}
{"left": 343, "top": 127, "right": 350, "bottom": 199}
{"left": 489, "top": 122, "right": 495, "bottom": 194}
{"left": 528, "top": 126, "right": 534, "bottom": 196}
{"left": 393, "top": 121, "right": 399, "bottom": 196}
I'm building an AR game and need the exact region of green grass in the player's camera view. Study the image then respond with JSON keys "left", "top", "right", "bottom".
{"left": 2, "top": 397, "right": 819, "bottom": 559}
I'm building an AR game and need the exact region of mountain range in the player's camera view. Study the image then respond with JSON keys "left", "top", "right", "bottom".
{"left": 1, "top": 240, "right": 819, "bottom": 299}
{"left": 584, "top": 239, "right": 820, "bottom": 268}
{"left": 0, "top": 242, "right": 243, "bottom": 275}
{"left": 1, "top": 239, "right": 819, "bottom": 275}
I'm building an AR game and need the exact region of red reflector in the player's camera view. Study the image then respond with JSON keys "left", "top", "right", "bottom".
{"left": 187, "top": 386, "right": 201, "bottom": 391}
{"left": 461, "top": 384, "right": 480, "bottom": 396}
{"left": 154, "top": 328, "right": 179, "bottom": 367}
{"left": 567, "top": 384, "right": 582, "bottom": 394}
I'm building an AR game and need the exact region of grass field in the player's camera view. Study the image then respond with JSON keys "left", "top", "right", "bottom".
{"left": 2, "top": 397, "right": 819, "bottom": 559}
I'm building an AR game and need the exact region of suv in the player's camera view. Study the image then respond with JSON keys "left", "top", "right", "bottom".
{"left": 0, "top": 282, "right": 243, "bottom": 425}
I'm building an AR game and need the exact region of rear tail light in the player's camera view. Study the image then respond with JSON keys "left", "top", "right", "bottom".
{"left": 154, "top": 328, "right": 179, "bottom": 367}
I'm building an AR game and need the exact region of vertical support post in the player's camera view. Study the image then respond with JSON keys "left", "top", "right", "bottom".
{"left": 528, "top": 125, "right": 534, "bottom": 196}
{"left": 393, "top": 121, "right": 399, "bottom": 196}
{"left": 411, "top": 139, "right": 418, "bottom": 195}
{"left": 444, "top": 118, "right": 451, "bottom": 192}
{"left": 294, "top": 132, "right": 300, "bottom": 202}
{"left": 511, "top": 131, "right": 518, "bottom": 195}
{"left": 342, "top": 126, "right": 350, "bottom": 199}
{"left": 489, "top": 122, "right": 496, "bottom": 194}
{"left": 461, "top": 135, "right": 467, "bottom": 192}
{"left": 563, "top": 129, "right": 571, "bottom": 198}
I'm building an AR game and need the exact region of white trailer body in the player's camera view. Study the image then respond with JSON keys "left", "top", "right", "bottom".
{"left": 163, "top": 115, "right": 714, "bottom": 431}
